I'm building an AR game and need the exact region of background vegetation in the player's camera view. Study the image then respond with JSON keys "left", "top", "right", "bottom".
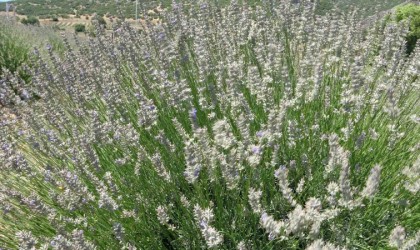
{"left": 396, "top": 3, "right": 420, "bottom": 54}
{"left": 20, "top": 16, "right": 40, "bottom": 25}
{"left": 316, "top": 0, "right": 409, "bottom": 15}
{"left": 0, "top": 0, "right": 410, "bottom": 18}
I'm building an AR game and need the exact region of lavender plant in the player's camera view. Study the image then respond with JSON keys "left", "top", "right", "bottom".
{"left": 1, "top": 0, "right": 419, "bottom": 249}
{"left": 0, "top": 16, "right": 65, "bottom": 107}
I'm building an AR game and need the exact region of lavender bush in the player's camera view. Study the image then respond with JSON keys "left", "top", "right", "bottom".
{"left": 0, "top": 16, "right": 65, "bottom": 107}
{"left": 1, "top": 0, "right": 419, "bottom": 249}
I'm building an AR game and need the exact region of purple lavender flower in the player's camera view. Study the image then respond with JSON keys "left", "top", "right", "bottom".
{"left": 274, "top": 165, "right": 287, "bottom": 178}
{"left": 158, "top": 32, "right": 166, "bottom": 41}
{"left": 199, "top": 220, "right": 208, "bottom": 229}
{"left": 190, "top": 108, "right": 197, "bottom": 119}
{"left": 200, "top": 3, "right": 208, "bottom": 9}
{"left": 252, "top": 145, "right": 261, "bottom": 154}
{"left": 20, "top": 89, "right": 30, "bottom": 100}
{"left": 193, "top": 165, "right": 201, "bottom": 177}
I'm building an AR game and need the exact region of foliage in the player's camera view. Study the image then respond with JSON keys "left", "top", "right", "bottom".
{"left": 0, "top": 0, "right": 166, "bottom": 19}
{"left": 396, "top": 3, "right": 420, "bottom": 55}
{"left": 74, "top": 23, "right": 86, "bottom": 33}
{"left": 0, "top": 17, "right": 65, "bottom": 106}
{"left": 20, "top": 16, "right": 40, "bottom": 26}
{"left": 0, "top": 20, "right": 31, "bottom": 105}
{"left": 0, "top": 19, "right": 30, "bottom": 77}
{"left": 315, "top": 0, "right": 407, "bottom": 16}
{"left": 92, "top": 15, "right": 107, "bottom": 28}
{"left": 0, "top": 1, "right": 419, "bottom": 249}
{"left": 0, "top": 0, "right": 409, "bottom": 19}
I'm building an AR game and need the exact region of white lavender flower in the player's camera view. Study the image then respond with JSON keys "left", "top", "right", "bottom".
{"left": 326, "top": 134, "right": 344, "bottom": 174}
{"left": 274, "top": 166, "right": 297, "bottom": 206}
{"left": 389, "top": 226, "right": 406, "bottom": 248}
{"left": 50, "top": 235, "right": 72, "bottom": 249}
{"left": 287, "top": 205, "right": 310, "bottom": 235}
{"left": 213, "top": 119, "right": 235, "bottom": 150}
{"left": 151, "top": 152, "right": 171, "bottom": 182}
{"left": 16, "top": 231, "right": 37, "bottom": 250}
{"left": 260, "top": 212, "right": 284, "bottom": 241}
{"left": 113, "top": 223, "right": 125, "bottom": 242}
{"left": 180, "top": 194, "right": 191, "bottom": 208}
{"left": 70, "top": 230, "right": 96, "bottom": 250}
{"left": 248, "top": 188, "right": 263, "bottom": 213}
{"left": 193, "top": 204, "right": 223, "bottom": 248}
{"left": 237, "top": 240, "right": 249, "bottom": 250}
{"left": 360, "top": 164, "right": 382, "bottom": 199}
{"left": 247, "top": 144, "right": 263, "bottom": 167}
{"left": 200, "top": 226, "right": 224, "bottom": 248}
{"left": 338, "top": 149, "right": 353, "bottom": 205}
{"left": 401, "top": 230, "right": 420, "bottom": 250}
{"left": 156, "top": 205, "right": 177, "bottom": 231}
{"left": 306, "top": 239, "right": 347, "bottom": 250}
{"left": 97, "top": 185, "right": 119, "bottom": 211}
{"left": 296, "top": 178, "right": 305, "bottom": 194}
{"left": 183, "top": 139, "right": 203, "bottom": 183}
{"left": 402, "top": 156, "right": 420, "bottom": 194}
{"left": 326, "top": 182, "right": 340, "bottom": 206}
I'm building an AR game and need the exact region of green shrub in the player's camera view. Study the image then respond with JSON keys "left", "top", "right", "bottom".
{"left": 396, "top": 3, "right": 420, "bottom": 55}
{"left": 21, "top": 16, "right": 40, "bottom": 26}
{"left": 52, "top": 16, "right": 59, "bottom": 22}
{"left": 74, "top": 23, "right": 86, "bottom": 33}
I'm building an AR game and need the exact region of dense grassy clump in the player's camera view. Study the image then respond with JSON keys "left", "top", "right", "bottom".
{"left": 1, "top": 0, "right": 419, "bottom": 249}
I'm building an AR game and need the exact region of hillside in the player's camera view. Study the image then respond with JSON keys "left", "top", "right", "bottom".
{"left": 0, "top": 0, "right": 167, "bottom": 19}
{"left": 0, "top": 0, "right": 409, "bottom": 19}
{"left": 317, "top": 0, "right": 408, "bottom": 16}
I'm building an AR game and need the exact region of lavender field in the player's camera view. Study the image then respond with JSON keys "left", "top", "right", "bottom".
{"left": 0, "top": 0, "right": 419, "bottom": 249}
